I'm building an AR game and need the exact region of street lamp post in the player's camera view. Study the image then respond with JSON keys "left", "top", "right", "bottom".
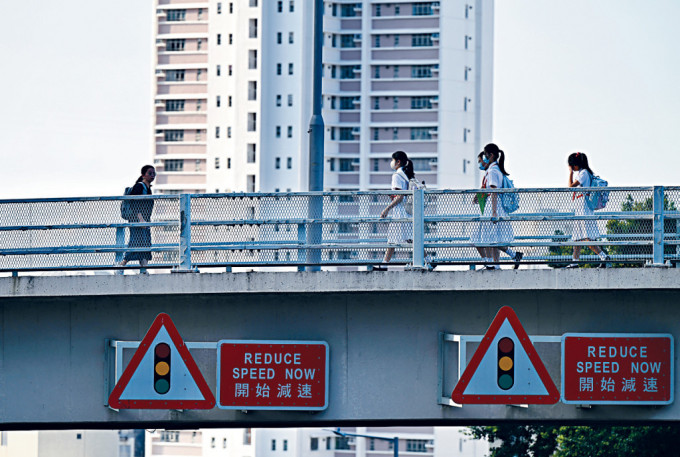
{"left": 329, "top": 428, "right": 399, "bottom": 457}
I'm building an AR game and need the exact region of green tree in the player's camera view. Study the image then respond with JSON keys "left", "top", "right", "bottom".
{"left": 467, "top": 425, "right": 558, "bottom": 457}
{"left": 605, "top": 194, "right": 677, "bottom": 266}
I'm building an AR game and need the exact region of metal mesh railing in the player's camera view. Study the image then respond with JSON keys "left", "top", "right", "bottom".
{"left": 0, "top": 187, "right": 677, "bottom": 273}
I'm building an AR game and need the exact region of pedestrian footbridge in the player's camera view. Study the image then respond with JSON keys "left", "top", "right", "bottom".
{"left": 1, "top": 268, "right": 679, "bottom": 429}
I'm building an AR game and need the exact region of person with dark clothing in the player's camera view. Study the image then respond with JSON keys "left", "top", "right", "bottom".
{"left": 118, "top": 165, "right": 156, "bottom": 271}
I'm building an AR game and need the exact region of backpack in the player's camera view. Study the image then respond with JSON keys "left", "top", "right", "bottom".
{"left": 585, "top": 172, "right": 609, "bottom": 210}
{"left": 500, "top": 175, "right": 520, "bottom": 213}
{"left": 120, "top": 182, "right": 147, "bottom": 221}
{"left": 397, "top": 170, "right": 426, "bottom": 216}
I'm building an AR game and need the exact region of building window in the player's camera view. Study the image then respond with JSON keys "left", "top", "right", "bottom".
{"left": 277, "top": 32, "right": 282, "bottom": 44}
{"left": 339, "top": 127, "right": 354, "bottom": 141}
{"left": 373, "top": 128, "right": 379, "bottom": 141}
{"left": 289, "top": 32, "right": 294, "bottom": 43}
{"left": 165, "top": 70, "right": 185, "bottom": 81}
{"left": 288, "top": 63, "right": 294, "bottom": 75}
{"left": 272, "top": 440, "right": 276, "bottom": 451}
{"left": 275, "top": 157, "right": 281, "bottom": 169}
{"left": 463, "top": 97, "right": 470, "bottom": 111}
{"left": 227, "top": 158, "right": 231, "bottom": 168}
{"left": 223, "top": 438, "right": 227, "bottom": 449}
{"left": 277, "top": 1, "right": 283, "bottom": 13}
{"left": 249, "top": 19, "right": 258, "bottom": 38}
{"left": 166, "top": 9, "right": 186, "bottom": 21}
{"left": 326, "top": 438, "right": 332, "bottom": 450}
{"left": 394, "top": 65, "right": 399, "bottom": 77}
{"left": 165, "top": 100, "right": 185, "bottom": 111}
{"left": 465, "top": 34, "right": 472, "bottom": 49}
{"left": 230, "top": 2, "right": 234, "bottom": 13}
{"left": 393, "top": 127, "right": 399, "bottom": 140}
{"left": 412, "top": 65, "right": 433, "bottom": 78}
{"left": 217, "top": 33, "right": 222, "bottom": 45}
{"left": 248, "top": 81, "right": 257, "bottom": 100}
{"left": 413, "top": 3, "right": 434, "bottom": 16}
{"left": 250, "top": 0, "right": 258, "bottom": 6}
{"left": 393, "top": 96, "right": 399, "bottom": 109}
{"left": 217, "top": 2, "right": 222, "bottom": 14}
{"left": 243, "top": 429, "right": 252, "bottom": 445}
{"left": 406, "top": 440, "right": 429, "bottom": 453}
{"left": 249, "top": 50, "right": 257, "bottom": 69}
{"left": 465, "top": 66, "right": 471, "bottom": 81}
{"left": 289, "top": 0, "right": 294, "bottom": 12}
{"left": 215, "top": 157, "right": 220, "bottom": 169}
{"left": 229, "top": 34, "right": 233, "bottom": 44}
{"left": 369, "top": 438, "right": 375, "bottom": 450}
{"left": 374, "top": 35, "right": 380, "bottom": 47}
{"left": 375, "top": 4, "right": 381, "bottom": 16}
{"left": 197, "top": 38, "right": 203, "bottom": 50}
{"left": 276, "top": 126, "right": 281, "bottom": 138}
{"left": 287, "top": 157, "right": 292, "bottom": 169}
{"left": 373, "top": 97, "right": 379, "bottom": 110}
{"left": 276, "top": 95, "right": 282, "bottom": 107}
{"left": 335, "top": 437, "right": 350, "bottom": 450}
{"left": 287, "top": 126, "right": 292, "bottom": 138}
{"left": 310, "top": 438, "right": 319, "bottom": 451}
{"left": 227, "top": 126, "right": 232, "bottom": 138}
{"left": 164, "top": 130, "right": 184, "bottom": 142}
{"left": 277, "top": 63, "right": 282, "bottom": 75}
{"left": 412, "top": 33, "right": 433, "bottom": 47}
{"left": 228, "top": 95, "right": 233, "bottom": 107}
{"left": 374, "top": 66, "right": 380, "bottom": 78}
{"left": 411, "top": 127, "right": 434, "bottom": 140}
{"left": 196, "top": 69, "right": 202, "bottom": 80}
{"left": 340, "top": 65, "right": 359, "bottom": 79}
{"left": 394, "top": 35, "right": 400, "bottom": 46}
{"left": 165, "top": 159, "right": 184, "bottom": 172}
{"left": 247, "top": 143, "right": 256, "bottom": 163}
{"left": 247, "top": 175, "right": 256, "bottom": 192}
{"left": 283, "top": 440, "right": 288, "bottom": 451}
{"left": 340, "top": 4, "right": 357, "bottom": 17}
{"left": 165, "top": 39, "right": 185, "bottom": 51}
{"left": 229, "top": 65, "right": 233, "bottom": 75}
{"left": 160, "top": 431, "right": 180, "bottom": 442}
{"left": 287, "top": 94, "right": 293, "bottom": 106}
{"left": 215, "top": 126, "right": 220, "bottom": 138}
{"left": 463, "top": 128, "right": 470, "bottom": 142}
{"left": 216, "top": 64, "right": 221, "bottom": 76}
{"left": 340, "top": 96, "right": 359, "bottom": 110}
{"left": 216, "top": 95, "right": 221, "bottom": 107}
{"left": 395, "top": 5, "right": 400, "bottom": 15}
{"left": 411, "top": 96, "right": 432, "bottom": 110}
{"left": 247, "top": 113, "right": 257, "bottom": 131}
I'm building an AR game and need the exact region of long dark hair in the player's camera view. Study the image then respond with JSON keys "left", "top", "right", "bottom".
{"left": 483, "top": 143, "right": 509, "bottom": 176}
{"left": 567, "top": 152, "right": 594, "bottom": 175}
{"left": 392, "top": 150, "right": 415, "bottom": 179}
{"left": 136, "top": 165, "right": 155, "bottom": 185}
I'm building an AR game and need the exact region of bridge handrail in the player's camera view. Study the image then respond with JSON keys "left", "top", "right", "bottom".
{"left": 0, "top": 186, "right": 678, "bottom": 273}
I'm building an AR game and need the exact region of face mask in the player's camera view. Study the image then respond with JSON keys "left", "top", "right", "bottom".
{"left": 478, "top": 162, "right": 486, "bottom": 171}
{"left": 482, "top": 156, "right": 490, "bottom": 165}
{"left": 390, "top": 160, "right": 398, "bottom": 170}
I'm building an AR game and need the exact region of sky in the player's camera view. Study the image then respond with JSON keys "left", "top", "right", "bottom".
{"left": 0, "top": 0, "right": 678, "bottom": 198}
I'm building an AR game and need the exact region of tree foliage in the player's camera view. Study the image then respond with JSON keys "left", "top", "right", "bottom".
{"left": 468, "top": 425, "right": 680, "bottom": 457}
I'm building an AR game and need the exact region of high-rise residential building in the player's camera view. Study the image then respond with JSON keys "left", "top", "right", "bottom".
{"left": 146, "top": 427, "right": 489, "bottom": 457}
{"left": 152, "top": 1, "right": 493, "bottom": 194}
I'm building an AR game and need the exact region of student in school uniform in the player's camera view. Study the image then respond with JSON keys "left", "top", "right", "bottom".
{"left": 567, "top": 152, "right": 610, "bottom": 268}
{"left": 470, "top": 144, "right": 523, "bottom": 270}
{"left": 375, "top": 150, "right": 414, "bottom": 270}
{"left": 118, "top": 165, "right": 156, "bottom": 273}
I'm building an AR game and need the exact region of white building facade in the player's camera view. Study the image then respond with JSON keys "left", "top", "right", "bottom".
{"left": 152, "top": 0, "right": 494, "bottom": 194}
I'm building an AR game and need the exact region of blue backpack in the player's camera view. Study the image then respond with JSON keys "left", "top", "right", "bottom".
{"left": 120, "top": 186, "right": 135, "bottom": 221}
{"left": 585, "top": 173, "right": 609, "bottom": 211}
{"left": 501, "top": 175, "right": 520, "bottom": 213}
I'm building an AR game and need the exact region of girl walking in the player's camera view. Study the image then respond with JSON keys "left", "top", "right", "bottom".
{"left": 118, "top": 165, "right": 156, "bottom": 273}
{"left": 376, "top": 151, "right": 414, "bottom": 270}
{"left": 567, "top": 152, "right": 610, "bottom": 268}
{"left": 470, "top": 144, "right": 522, "bottom": 270}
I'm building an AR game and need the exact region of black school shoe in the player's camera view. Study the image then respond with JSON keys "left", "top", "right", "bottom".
{"left": 513, "top": 251, "right": 524, "bottom": 269}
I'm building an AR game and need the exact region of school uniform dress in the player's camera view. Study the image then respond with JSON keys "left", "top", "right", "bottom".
{"left": 387, "top": 169, "right": 412, "bottom": 244}
{"left": 470, "top": 163, "right": 514, "bottom": 244}
{"left": 123, "top": 182, "right": 154, "bottom": 262}
{"left": 571, "top": 169, "right": 600, "bottom": 241}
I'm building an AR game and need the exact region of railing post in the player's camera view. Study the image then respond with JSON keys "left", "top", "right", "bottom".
{"left": 174, "top": 194, "right": 196, "bottom": 273}
{"left": 114, "top": 227, "right": 125, "bottom": 275}
{"left": 408, "top": 188, "right": 427, "bottom": 270}
{"left": 652, "top": 186, "right": 666, "bottom": 266}
{"left": 297, "top": 223, "right": 306, "bottom": 272}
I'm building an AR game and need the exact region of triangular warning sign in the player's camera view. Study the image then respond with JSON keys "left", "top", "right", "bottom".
{"left": 452, "top": 306, "right": 559, "bottom": 405}
{"left": 108, "top": 313, "right": 215, "bottom": 409}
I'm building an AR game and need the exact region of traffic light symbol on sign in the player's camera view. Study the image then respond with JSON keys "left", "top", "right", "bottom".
{"left": 497, "top": 337, "right": 514, "bottom": 390}
{"left": 154, "top": 343, "right": 171, "bottom": 395}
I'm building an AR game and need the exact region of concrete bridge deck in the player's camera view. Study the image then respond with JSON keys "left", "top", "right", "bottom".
{"left": 1, "top": 269, "right": 679, "bottom": 429}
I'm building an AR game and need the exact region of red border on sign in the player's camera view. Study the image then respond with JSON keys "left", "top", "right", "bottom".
{"left": 108, "top": 313, "right": 216, "bottom": 409}
{"left": 451, "top": 306, "right": 559, "bottom": 405}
